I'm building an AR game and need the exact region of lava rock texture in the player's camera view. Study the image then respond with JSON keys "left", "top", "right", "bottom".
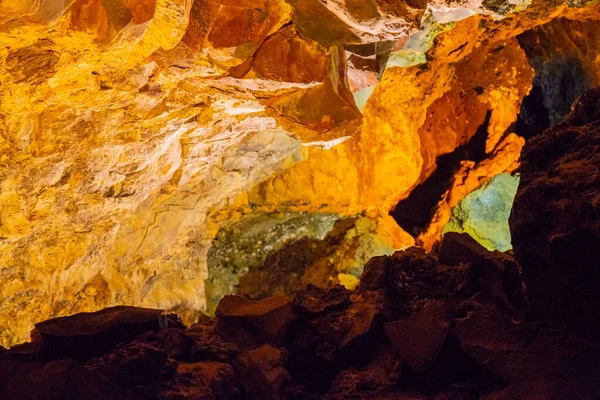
{"left": 3, "top": 229, "right": 600, "bottom": 399}
{"left": 510, "top": 87, "right": 600, "bottom": 340}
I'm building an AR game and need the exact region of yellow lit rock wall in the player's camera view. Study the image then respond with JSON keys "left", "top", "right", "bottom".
{"left": 242, "top": 4, "right": 600, "bottom": 247}
{"left": 1, "top": 0, "right": 600, "bottom": 347}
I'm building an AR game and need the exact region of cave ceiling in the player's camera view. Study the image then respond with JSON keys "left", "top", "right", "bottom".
{"left": 1, "top": 0, "right": 600, "bottom": 346}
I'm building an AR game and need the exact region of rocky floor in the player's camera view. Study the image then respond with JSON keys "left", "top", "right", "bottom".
{"left": 2, "top": 232, "right": 600, "bottom": 399}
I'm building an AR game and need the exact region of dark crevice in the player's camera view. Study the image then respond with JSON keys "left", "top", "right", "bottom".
{"left": 391, "top": 111, "right": 490, "bottom": 236}
{"left": 514, "top": 83, "right": 551, "bottom": 139}
{"left": 517, "top": 25, "right": 592, "bottom": 134}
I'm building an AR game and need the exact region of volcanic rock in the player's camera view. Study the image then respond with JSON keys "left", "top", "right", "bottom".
{"left": 0, "top": 359, "right": 132, "bottom": 400}
{"left": 4, "top": 234, "right": 600, "bottom": 398}
{"left": 481, "top": 329, "right": 600, "bottom": 400}
{"left": 235, "top": 344, "right": 290, "bottom": 400}
{"left": 358, "top": 247, "right": 472, "bottom": 320}
{"left": 439, "top": 232, "right": 496, "bottom": 266}
{"left": 452, "top": 294, "right": 538, "bottom": 365}
{"left": 323, "top": 348, "right": 405, "bottom": 399}
{"left": 292, "top": 284, "right": 351, "bottom": 314}
{"left": 439, "top": 232, "right": 527, "bottom": 310}
{"left": 3, "top": 0, "right": 600, "bottom": 350}
{"left": 160, "top": 361, "right": 241, "bottom": 400}
{"left": 184, "top": 322, "right": 240, "bottom": 363}
{"left": 215, "top": 295, "right": 298, "bottom": 348}
{"left": 384, "top": 300, "right": 456, "bottom": 373}
{"left": 33, "top": 306, "right": 173, "bottom": 360}
{"left": 510, "top": 87, "right": 600, "bottom": 339}
{"left": 285, "top": 290, "right": 382, "bottom": 391}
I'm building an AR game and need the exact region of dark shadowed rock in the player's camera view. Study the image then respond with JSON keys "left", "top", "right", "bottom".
{"left": 0, "top": 359, "right": 133, "bottom": 400}
{"left": 439, "top": 232, "right": 527, "bottom": 310}
{"left": 85, "top": 338, "right": 173, "bottom": 397}
{"left": 359, "top": 247, "right": 472, "bottom": 320}
{"left": 357, "top": 255, "right": 389, "bottom": 292}
{"left": 384, "top": 300, "right": 457, "bottom": 373}
{"left": 33, "top": 306, "right": 173, "bottom": 361}
{"left": 323, "top": 347, "right": 405, "bottom": 399}
{"left": 0, "top": 342, "right": 43, "bottom": 361}
{"left": 452, "top": 294, "right": 538, "bottom": 367}
{"left": 160, "top": 361, "right": 241, "bottom": 400}
{"left": 439, "top": 232, "right": 491, "bottom": 266}
{"left": 185, "top": 322, "right": 240, "bottom": 362}
{"left": 235, "top": 344, "right": 290, "bottom": 400}
{"left": 286, "top": 290, "right": 382, "bottom": 392}
{"left": 510, "top": 87, "right": 600, "bottom": 340}
{"left": 292, "top": 284, "right": 350, "bottom": 314}
{"left": 215, "top": 295, "right": 297, "bottom": 348}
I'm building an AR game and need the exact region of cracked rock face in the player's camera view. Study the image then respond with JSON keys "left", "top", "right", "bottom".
{"left": 1, "top": 0, "right": 600, "bottom": 346}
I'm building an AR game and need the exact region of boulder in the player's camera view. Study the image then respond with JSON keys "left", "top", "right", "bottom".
{"left": 356, "top": 255, "right": 389, "bottom": 292}
{"left": 215, "top": 295, "right": 297, "bottom": 348}
{"left": 235, "top": 344, "right": 290, "bottom": 400}
{"left": 452, "top": 294, "right": 538, "bottom": 369}
{"left": 286, "top": 290, "right": 382, "bottom": 391}
{"left": 384, "top": 300, "right": 456, "bottom": 373}
{"left": 185, "top": 322, "right": 240, "bottom": 363}
{"left": 323, "top": 348, "right": 405, "bottom": 399}
{"left": 33, "top": 306, "right": 172, "bottom": 360}
{"left": 481, "top": 329, "right": 600, "bottom": 400}
{"left": 439, "top": 232, "right": 527, "bottom": 310}
{"left": 438, "top": 232, "right": 493, "bottom": 266}
{"left": 358, "top": 247, "right": 472, "bottom": 320}
{"left": 292, "top": 284, "right": 350, "bottom": 314}
{"left": 160, "top": 361, "right": 241, "bottom": 400}
{"left": 509, "top": 87, "right": 600, "bottom": 339}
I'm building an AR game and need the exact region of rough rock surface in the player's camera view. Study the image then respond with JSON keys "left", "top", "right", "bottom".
{"left": 510, "top": 87, "right": 600, "bottom": 340}
{"left": 2, "top": 0, "right": 600, "bottom": 348}
{"left": 4, "top": 232, "right": 600, "bottom": 399}
{"left": 33, "top": 306, "right": 182, "bottom": 360}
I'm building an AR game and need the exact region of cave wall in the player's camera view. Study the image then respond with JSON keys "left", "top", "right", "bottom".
{"left": 1, "top": 0, "right": 600, "bottom": 346}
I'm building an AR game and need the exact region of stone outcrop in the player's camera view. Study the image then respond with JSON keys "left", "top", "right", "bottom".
{"left": 4, "top": 232, "right": 600, "bottom": 399}
{"left": 510, "top": 87, "right": 600, "bottom": 340}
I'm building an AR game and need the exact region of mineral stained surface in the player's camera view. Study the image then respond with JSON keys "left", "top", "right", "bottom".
{"left": 1, "top": 0, "right": 600, "bottom": 346}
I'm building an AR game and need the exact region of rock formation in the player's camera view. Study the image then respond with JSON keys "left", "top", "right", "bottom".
{"left": 443, "top": 173, "right": 519, "bottom": 252}
{"left": 510, "top": 87, "right": 600, "bottom": 340}
{"left": 1, "top": 0, "right": 600, "bottom": 349}
{"left": 3, "top": 81, "right": 600, "bottom": 396}
{"left": 3, "top": 229, "right": 600, "bottom": 399}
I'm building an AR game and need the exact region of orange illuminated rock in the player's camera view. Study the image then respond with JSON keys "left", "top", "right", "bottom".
{"left": 69, "top": 0, "right": 155, "bottom": 41}
{"left": 417, "top": 133, "right": 525, "bottom": 251}
{"left": 70, "top": 0, "right": 111, "bottom": 40}
{"left": 251, "top": 25, "right": 328, "bottom": 83}
{"left": 123, "top": 0, "right": 156, "bottom": 24}
{"left": 183, "top": 0, "right": 293, "bottom": 67}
